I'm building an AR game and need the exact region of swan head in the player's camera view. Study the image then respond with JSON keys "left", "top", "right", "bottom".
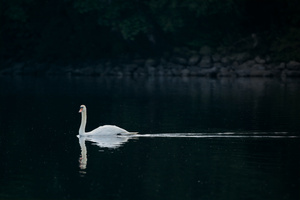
{"left": 79, "top": 105, "right": 86, "bottom": 113}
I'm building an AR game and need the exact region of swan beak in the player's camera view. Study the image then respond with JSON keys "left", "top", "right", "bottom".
{"left": 79, "top": 108, "right": 83, "bottom": 113}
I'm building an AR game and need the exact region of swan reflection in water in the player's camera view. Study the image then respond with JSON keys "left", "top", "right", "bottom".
{"left": 77, "top": 104, "right": 138, "bottom": 171}
{"left": 78, "top": 135, "right": 135, "bottom": 170}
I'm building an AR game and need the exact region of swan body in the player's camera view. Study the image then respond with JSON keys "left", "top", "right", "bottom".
{"left": 79, "top": 105, "right": 136, "bottom": 136}
{"left": 83, "top": 125, "right": 129, "bottom": 136}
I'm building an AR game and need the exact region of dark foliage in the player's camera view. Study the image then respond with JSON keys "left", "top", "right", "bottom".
{"left": 1, "top": 0, "right": 300, "bottom": 64}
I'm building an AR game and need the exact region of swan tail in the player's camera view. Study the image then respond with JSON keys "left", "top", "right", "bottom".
{"left": 117, "top": 132, "right": 138, "bottom": 136}
{"left": 129, "top": 132, "right": 138, "bottom": 134}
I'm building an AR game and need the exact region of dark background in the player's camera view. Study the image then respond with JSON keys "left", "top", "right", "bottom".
{"left": 1, "top": 0, "right": 300, "bottom": 65}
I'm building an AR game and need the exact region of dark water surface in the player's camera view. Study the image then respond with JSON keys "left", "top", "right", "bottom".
{"left": 0, "top": 77, "right": 300, "bottom": 200}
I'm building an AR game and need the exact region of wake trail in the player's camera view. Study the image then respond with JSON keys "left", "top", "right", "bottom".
{"left": 133, "top": 132, "right": 299, "bottom": 138}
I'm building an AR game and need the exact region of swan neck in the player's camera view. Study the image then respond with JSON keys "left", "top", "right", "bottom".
{"left": 79, "top": 110, "right": 87, "bottom": 135}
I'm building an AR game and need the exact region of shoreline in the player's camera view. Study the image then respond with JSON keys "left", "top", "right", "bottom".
{"left": 1, "top": 48, "right": 300, "bottom": 78}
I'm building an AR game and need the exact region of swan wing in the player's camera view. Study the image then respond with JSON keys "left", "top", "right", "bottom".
{"left": 87, "top": 125, "right": 129, "bottom": 135}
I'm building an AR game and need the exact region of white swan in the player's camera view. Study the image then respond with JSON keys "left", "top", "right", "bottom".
{"left": 79, "top": 105, "right": 137, "bottom": 136}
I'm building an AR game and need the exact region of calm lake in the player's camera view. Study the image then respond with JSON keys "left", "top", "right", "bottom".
{"left": 0, "top": 76, "right": 299, "bottom": 200}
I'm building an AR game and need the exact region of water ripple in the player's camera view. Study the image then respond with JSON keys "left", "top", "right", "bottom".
{"left": 135, "top": 132, "right": 299, "bottom": 138}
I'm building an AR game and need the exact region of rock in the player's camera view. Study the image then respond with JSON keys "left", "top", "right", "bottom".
{"left": 123, "top": 64, "right": 138, "bottom": 72}
{"left": 23, "top": 66, "right": 37, "bottom": 75}
{"left": 171, "top": 68, "right": 180, "bottom": 76}
{"left": 234, "top": 60, "right": 257, "bottom": 76}
{"left": 165, "top": 69, "right": 173, "bottom": 76}
{"left": 11, "top": 63, "right": 24, "bottom": 75}
{"left": 228, "top": 54, "right": 236, "bottom": 61}
{"left": 46, "top": 66, "right": 60, "bottom": 75}
{"left": 145, "top": 59, "right": 157, "bottom": 66}
{"left": 123, "top": 68, "right": 132, "bottom": 76}
{"left": 282, "top": 69, "right": 300, "bottom": 77}
{"left": 157, "top": 69, "right": 165, "bottom": 76}
{"left": 177, "top": 57, "right": 188, "bottom": 65}
{"left": 217, "top": 67, "right": 233, "bottom": 77}
{"left": 252, "top": 64, "right": 265, "bottom": 70}
{"left": 157, "top": 64, "right": 165, "bottom": 71}
{"left": 171, "top": 57, "right": 187, "bottom": 65}
{"left": 199, "top": 46, "right": 212, "bottom": 55}
{"left": 181, "top": 68, "right": 190, "bottom": 77}
{"left": 108, "top": 67, "right": 122, "bottom": 76}
{"left": 249, "top": 69, "right": 271, "bottom": 77}
{"left": 94, "top": 64, "right": 105, "bottom": 75}
{"left": 286, "top": 61, "right": 300, "bottom": 70}
{"left": 213, "top": 62, "right": 223, "bottom": 68}
{"left": 235, "top": 52, "right": 251, "bottom": 62}
{"left": 104, "top": 61, "right": 112, "bottom": 68}
{"left": 235, "top": 69, "right": 250, "bottom": 77}
{"left": 136, "top": 67, "right": 148, "bottom": 76}
{"left": 199, "top": 55, "right": 211, "bottom": 68}
{"left": 59, "top": 65, "right": 71, "bottom": 74}
{"left": 265, "top": 55, "right": 271, "bottom": 63}
{"left": 232, "top": 61, "right": 239, "bottom": 69}
{"left": 235, "top": 60, "right": 256, "bottom": 70}
{"left": 269, "top": 69, "right": 281, "bottom": 77}
{"left": 188, "top": 55, "right": 200, "bottom": 65}
{"left": 147, "top": 66, "right": 156, "bottom": 76}
{"left": 160, "top": 58, "right": 168, "bottom": 66}
{"left": 198, "top": 67, "right": 218, "bottom": 77}
{"left": 189, "top": 66, "right": 200, "bottom": 76}
{"left": 71, "top": 68, "right": 83, "bottom": 76}
{"left": 275, "top": 62, "right": 286, "bottom": 70}
{"left": 212, "top": 54, "right": 221, "bottom": 62}
{"left": 254, "top": 56, "right": 266, "bottom": 64}
{"left": 116, "top": 71, "right": 124, "bottom": 77}
{"left": 221, "top": 56, "right": 230, "bottom": 64}
{"left": 164, "top": 62, "right": 185, "bottom": 70}
{"left": 0, "top": 67, "right": 13, "bottom": 75}
{"left": 0, "top": 62, "right": 26, "bottom": 75}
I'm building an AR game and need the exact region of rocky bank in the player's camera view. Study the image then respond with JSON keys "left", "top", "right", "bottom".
{"left": 1, "top": 46, "right": 300, "bottom": 78}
